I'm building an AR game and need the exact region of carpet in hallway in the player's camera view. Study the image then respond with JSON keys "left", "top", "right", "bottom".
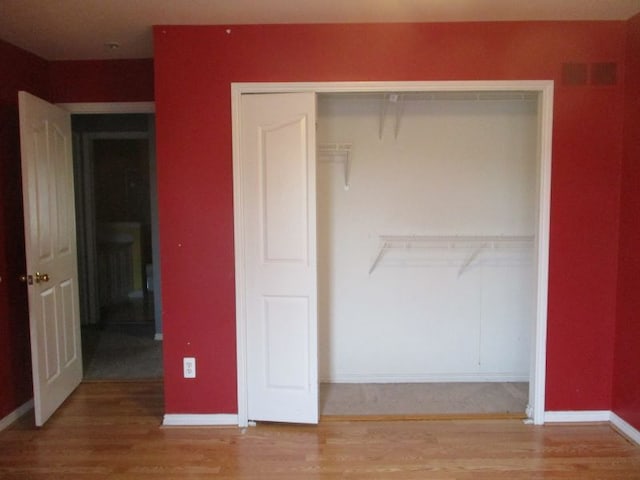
{"left": 82, "top": 323, "right": 163, "bottom": 380}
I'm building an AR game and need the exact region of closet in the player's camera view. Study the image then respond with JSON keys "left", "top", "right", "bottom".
{"left": 233, "top": 83, "right": 552, "bottom": 426}
{"left": 316, "top": 91, "right": 538, "bottom": 416}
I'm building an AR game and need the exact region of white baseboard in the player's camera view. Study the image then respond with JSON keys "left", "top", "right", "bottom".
{"left": 162, "top": 414, "right": 238, "bottom": 426}
{"left": 544, "top": 410, "right": 611, "bottom": 423}
{"left": 544, "top": 410, "right": 640, "bottom": 446}
{"left": 0, "top": 399, "right": 33, "bottom": 432}
{"left": 610, "top": 412, "right": 640, "bottom": 445}
{"left": 154, "top": 333, "right": 163, "bottom": 341}
{"left": 321, "top": 373, "right": 529, "bottom": 383}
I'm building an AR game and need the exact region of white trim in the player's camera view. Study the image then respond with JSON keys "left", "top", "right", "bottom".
{"left": 154, "top": 333, "right": 163, "bottom": 341}
{"left": 232, "top": 80, "right": 553, "bottom": 94}
{"left": 531, "top": 82, "right": 553, "bottom": 425}
{"left": 162, "top": 414, "right": 238, "bottom": 426}
{"left": 232, "top": 80, "right": 553, "bottom": 428}
{"left": 544, "top": 411, "right": 640, "bottom": 445}
{"left": 232, "top": 87, "right": 249, "bottom": 428}
{"left": 0, "top": 399, "right": 33, "bottom": 432}
{"left": 610, "top": 412, "right": 640, "bottom": 445}
{"left": 321, "top": 374, "right": 530, "bottom": 383}
{"left": 57, "top": 102, "right": 155, "bottom": 114}
{"left": 544, "top": 410, "right": 611, "bottom": 423}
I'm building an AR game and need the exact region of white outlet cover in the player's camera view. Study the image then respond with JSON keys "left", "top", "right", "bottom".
{"left": 183, "top": 357, "right": 196, "bottom": 378}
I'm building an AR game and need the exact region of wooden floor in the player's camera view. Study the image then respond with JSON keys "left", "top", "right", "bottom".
{"left": 1, "top": 382, "right": 639, "bottom": 479}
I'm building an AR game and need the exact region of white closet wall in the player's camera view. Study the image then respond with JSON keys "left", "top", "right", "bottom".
{"left": 317, "top": 93, "right": 538, "bottom": 383}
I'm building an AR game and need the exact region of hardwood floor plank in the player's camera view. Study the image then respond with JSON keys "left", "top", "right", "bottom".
{"left": 0, "top": 382, "right": 638, "bottom": 479}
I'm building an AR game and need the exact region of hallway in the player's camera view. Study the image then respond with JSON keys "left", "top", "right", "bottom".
{"left": 82, "top": 297, "right": 162, "bottom": 380}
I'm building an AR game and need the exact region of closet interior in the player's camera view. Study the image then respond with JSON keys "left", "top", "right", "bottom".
{"left": 315, "top": 91, "right": 539, "bottom": 416}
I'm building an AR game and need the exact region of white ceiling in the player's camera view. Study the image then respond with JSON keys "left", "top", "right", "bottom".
{"left": 1, "top": 0, "right": 640, "bottom": 60}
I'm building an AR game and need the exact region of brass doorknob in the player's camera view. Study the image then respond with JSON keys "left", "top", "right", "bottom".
{"left": 19, "top": 273, "right": 50, "bottom": 284}
{"left": 34, "top": 272, "right": 50, "bottom": 283}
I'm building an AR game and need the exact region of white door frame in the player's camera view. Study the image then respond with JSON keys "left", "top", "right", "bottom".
{"left": 57, "top": 102, "right": 155, "bottom": 114}
{"left": 233, "top": 81, "right": 553, "bottom": 427}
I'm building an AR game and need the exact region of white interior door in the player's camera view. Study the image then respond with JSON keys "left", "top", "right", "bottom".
{"left": 19, "top": 91, "right": 83, "bottom": 426}
{"left": 240, "top": 92, "right": 318, "bottom": 423}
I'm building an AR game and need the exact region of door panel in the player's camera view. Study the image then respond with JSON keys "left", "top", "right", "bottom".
{"left": 19, "top": 91, "right": 82, "bottom": 426}
{"left": 40, "top": 288, "right": 59, "bottom": 380}
{"left": 264, "top": 296, "right": 310, "bottom": 388}
{"left": 53, "top": 124, "right": 73, "bottom": 255}
{"left": 261, "top": 117, "right": 309, "bottom": 262}
{"left": 241, "top": 92, "right": 318, "bottom": 424}
{"left": 60, "top": 279, "right": 78, "bottom": 365}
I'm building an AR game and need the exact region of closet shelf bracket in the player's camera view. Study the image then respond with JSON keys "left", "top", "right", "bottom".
{"left": 318, "top": 143, "right": 352, "bottom": 190}
{"left": 458, "top": 244, "right": 486, "bottom": 277}
{"left": 368, "top": 240, "right": 390, "bottom": 275}
{"left": 379, "top": 93, "right": 405, "bottom": 140}
{"left": 368, "top": 234, "right": 534, "bottom": 275}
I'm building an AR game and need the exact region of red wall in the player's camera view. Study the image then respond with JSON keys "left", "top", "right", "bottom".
{"left": 0, "top": 39, "right": 49, "bottom": 420}
{"left": 153, "top": 22, "right": 627, "bottom": 414}
{"left": 49, "top": 59, "right": 154, "bottom": 103}
{"left": 0, "top": 20, "right": 633, "bottom": 423}
{"left": 613, "top": 13, "right": 640, "bottom": 430}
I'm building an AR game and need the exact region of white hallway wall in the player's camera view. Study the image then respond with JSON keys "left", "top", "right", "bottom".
{"left": 316, "top": 93, "right": 538, "bottom": 382}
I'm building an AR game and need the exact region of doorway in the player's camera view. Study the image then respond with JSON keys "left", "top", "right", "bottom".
{"left": 233, "top": 81, "right": 553, "bottom": 427}
{"left": 71, "top": 112, "right": 162, "bottom": 380}
{"left": 316, "top": 91, "right": 536, "bottom": 417}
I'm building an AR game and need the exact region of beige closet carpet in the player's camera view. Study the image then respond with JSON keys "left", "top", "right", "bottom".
{"left": 320, "top": 382, "right": 528, "bottom": 417}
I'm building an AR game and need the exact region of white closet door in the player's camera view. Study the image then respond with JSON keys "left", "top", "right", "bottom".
{"left": 240, "top": 92, "right": 318, "bottom": 424}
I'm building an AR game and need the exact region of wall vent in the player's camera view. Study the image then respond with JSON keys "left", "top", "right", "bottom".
{"left": 591, "top": 62, "right": 617, "bottom": 86}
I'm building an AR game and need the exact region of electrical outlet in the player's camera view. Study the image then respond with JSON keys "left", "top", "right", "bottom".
{"left": 183, "top": 357, "right": 196, "bottom": 378}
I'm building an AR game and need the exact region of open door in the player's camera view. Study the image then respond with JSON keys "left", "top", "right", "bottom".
{"left": 240, "top": 92, "right": 318, "bottom": 423}
{"left": 18, "top": 91, "right": 82, "bottom": 426}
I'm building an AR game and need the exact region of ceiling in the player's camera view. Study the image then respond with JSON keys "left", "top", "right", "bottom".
{"left": 1, "top": 0, "right": 640, "bottom": 60}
